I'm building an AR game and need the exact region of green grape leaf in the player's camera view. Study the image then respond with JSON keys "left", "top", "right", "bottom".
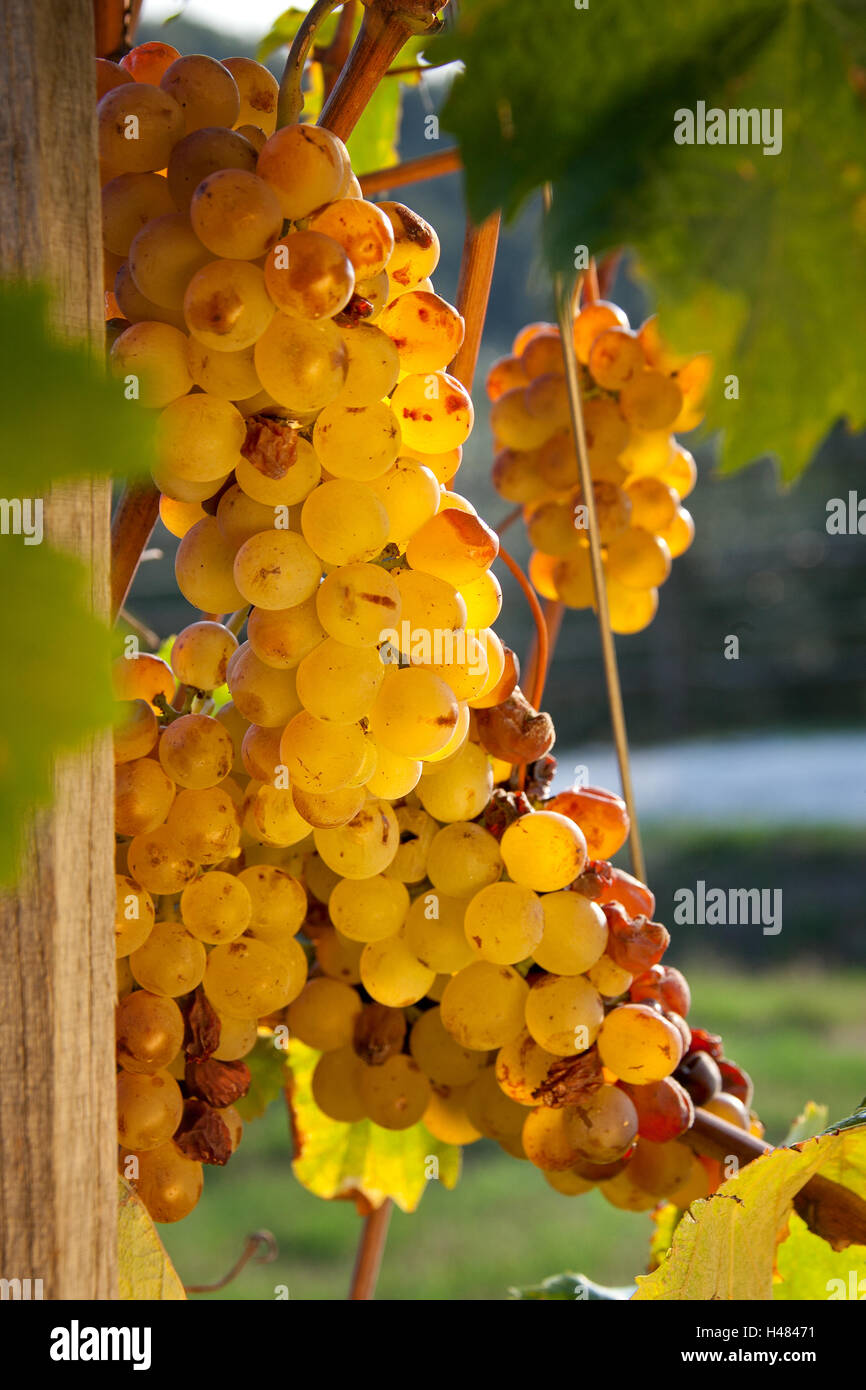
{"left": 347, "top": 78, "right": 403, "bottom": 176}
{"left": 0, "top": 285, "right": 154, "bottom": 883}
{"left": 0, "top": 542, "right": 116, "bottom": 884}
{"left": 0, "top": 284, "right": 153, "bottom": 493}
{"left": 774, "top": 1211, "right": 866, "bottom": 1300}
{"left": 783, "top": 1100, "right": 830, "bottom": 1145}
{"left": 256, "top": 8, "right": 334, "bottom": 64}
{"left": 509, "top": 1273, "right": 636, "bottom": 1301}
{"left": 633, "top": 1125, "right": 866, "bottom": 1300}
{"left": 117, "top": 1177, "right": 186, "bottom": 1300}
{"left": 436, "top": 0, "right": 866, "bottom": 481}
{"left": 649, "top": 1201, "right": 681, "bottom": 1272}
{"left": 234, "top": 1036, "right": 291, "bottom": 1122}
{"left": 286, "top": 1039, "right": 460, "bottom": 1213}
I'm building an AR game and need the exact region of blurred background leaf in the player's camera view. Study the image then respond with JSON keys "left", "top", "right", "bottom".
{"left": 437, "top": 0, "right": 866, "bottom": 481}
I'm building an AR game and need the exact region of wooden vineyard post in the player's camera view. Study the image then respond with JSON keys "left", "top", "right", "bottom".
{"left": 0, "top": 0, "right": 117, "bottom": 1299}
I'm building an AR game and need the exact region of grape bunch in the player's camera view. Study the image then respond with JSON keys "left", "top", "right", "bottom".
{"left": 486, "top": 302, "right": 711, "bottom": 633}
{"left": 104, "top": 42, "right": 754, "bottom": 1227}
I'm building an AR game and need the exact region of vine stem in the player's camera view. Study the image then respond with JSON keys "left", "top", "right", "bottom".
{"left": 277, "top": 0, "right": 345, "bottom": 129}
{"left": 110, "top": 480, "right": 160, "bottom": 622}
{"left": 185, "top": 1230, "right": 278, "bottom": 1295}
{"left": 348, "top": 1201, "right": 392, "bottom": 1300}
{"left": 448, "top": 212, "right": 501, "bottom": 394}
{"left": 317, "top": 2, "right": 447, "bottom": 142}
{"left": 544, "top": 184, "right": 646, "bottom": 884}
{"left": 359, "top": 146, "right": 461, "bottom": 196}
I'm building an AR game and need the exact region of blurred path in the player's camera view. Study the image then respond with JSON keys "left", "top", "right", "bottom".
{"left": 555, "top": 730, "right": 866, "bottom": 826}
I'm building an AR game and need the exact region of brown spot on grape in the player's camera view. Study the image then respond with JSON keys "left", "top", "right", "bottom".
{"left": 444, "top": 393, "right": 464, "bottom": 415}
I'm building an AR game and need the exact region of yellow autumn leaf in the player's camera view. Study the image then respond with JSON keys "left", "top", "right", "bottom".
{"left": 287, "top": 1040, "right": 461, "bottom": 1214}
{"left": 117, "top": 1177, "right": 186, "bottom": 1301}
{"left": 633, "top": 1125, "right": 866, "bottom": 1301}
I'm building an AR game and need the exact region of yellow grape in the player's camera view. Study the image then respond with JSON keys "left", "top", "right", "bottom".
{"left": 572, "top": 299, "right": 629, "bottom": 363}
{"left": 526, "top": 499, "right": 580, "bottom": 557}
{"left": 553, "top": 547, "right": 594, "bottom": 609}
{"left": 216, "top": 486, "right": 278, "bottom": 547}
{"left": 129, "top": 919, "right": 207, "bottom": 995}
{"left": 426, "top": 821, "right": 502, "bottom": 899}
{"left": 121, "top": 1141, "right": 203, "bottom": 1223}
{"left": 312, "top": 400, "right": 400, "bottom": 481}
{"left": 280, "top": 711, "right": 369, "bottom": 793}
{"left": 205, "top": 936, "right": 305, "bottom": 1019}
{"left": 158, "top": 495, "right": 207, "bottom": 538}
{"left": 399, "top": 443, "right": 462, "bottom": 485}
{"left": 368, "top": 666, "right": 458, "bottom": 758}
{"left": 489, "top": 387, "right": 552, "bottom": 451}
{"left": 587, "top": 954, "right": 633, "bottom": 998}
{"left": 364, "top": 744, "right": 421, "bottom": 798}
{"left": 544, "top": 1169, "right": 595, "bottom": 1196}
{"left": 232, "top": 529, "right": 321, "bottom": 610}
{"left": 127, "top": 828, "right": 198, "bottom": 895}
{"left": 241, "top": 723, "right": 283, "bottom": 781}
{"left": 313, "top": 799, "right": 400, "bottom": 878}
{"left": 463, "top": 881, "right": 544, "bottom": 965}
{"left": 112, "top": 652, "right": 174, "bottom": 708}
{"left": 379, "top": 202, "right": 440, "bottom": 289}
{"left": 602, "top": 578, "right": 659, "bottom": 634}
{"left": 356, "top": 269, "right": 390, "bottom": 318}
{"left": 404, "top": 891, "right": 474, "bottom": 973}
{"left": 522, "top": 1105, "right": 585, "bottom": 1172}
{"left": 314, "top": 927, "right": 363, "bottom": 984}
{"left": 214, "top": 701, "right": 250, "bottom": 774}
{"left": 587, "top": 327, "right": 645, "bottom": 390}
{"left": 312, "top": 1046, "right": 367, "bottom": 1122}
{"left": 256, "top": 123, "right": 348, "bottom": 219}
{"left": 410, "top": 1007, "right": 484, "bottom": 1086}
{"left": 605, "top": 528, "right": 671, "bottom": 589}
{"left": 415, "top": 741, "right": 493, "bottom": 822}
{"left": 180, "top": 870, "right": 252, "bottom": 943}
{"left": 405, "top": 508, "right": 497, "bottom": 587}
{"left": 164, "top": 786, "right": 241, "bottom": 863}
{"left": 495, "top": 1029, "right": 558, "bottom": 1106}
{"left": 184, "top": 259, "right": 275, "bottom": 351}
{"left": 524, "top": 373, "right": 571, "bottom": 436}
{"left": 170, "top": 620, "right": 238, "bottom": 690}
{"left": 97, "top": 57, "right": 135, "bottom": 99}
{"left": 114, "top": 756, "right": 175, "bottom": 836}
{"left": 186, "top": 339, "right": 260, "bottom": 399}
{"left": 304, "top": 853, "right": 341, "bottom": 903}
{"left": 440, "top": 961, "right": 528, "bottom": 1051}
{"left": 156, "top": 393, "right": 245, "bottom": 482}
{"left": 619, "top": 369, "right": 683, "bottom": 431}
{"left": 159, "top": 52, "right": 240, "bottom": 132}
{"left": 422, "top": 1085, "right": 482, "bottom": 1145}
{"left": 296, "top": 638, "right": 385, "bottom": 723}
{"left": 534, "top": 892, "right": 608, "bottom": 975}
{"left": 101, "top": 171, "right": 176, "bottom": 255}
{"left": 221, "top": 56, "right": 278, "bottom": 134}
{"left": 228, "top": 642, "right": 303, "bottom": 727}
{"left": 247, "top": 596, "right": 326, "bottom": 669}
{"left": 315, "top": 562, "right": 400, "bottom": 648}
{"left": 114, "top": 874, "right": 156, "bottom": 958}
{"left": 158, "top": 713, "right": 234, "bottom": 788}
{"left": 624, "top": 476, "right": 678, "bottom": 531}
{"left": 113, "top": 260, "right": 187, "bottom": 330}
{"left": 287, "top": 977, "right": 362, "bottom": 1051}
{"left": 190, "top": 169, "right": 282, "bottom": 260}
{"left": 368, "top": 459, "right": 440, "bottom": 548}
{"left": 238, "top": 864, "right": 306, "bottom": 939}
{"left": 486, "top": 351, "right": 529, "bottom": 399}
{"left": 116, "top": 1070, "right": 183, "bottom": 1151}
{"left": 656, "top": 506, "right": 695, "bottom": 559}
{"left": 359, "top": 1054, "right": 431, "bottom": 1130}
{"left": 500, "top": 810, "right": 587, "bottom": 892}
{"left": 166, "top": 125, "right": 258, "bottom": 210}
{"left": 390, "top": 371, "right": 473, "bottom": 452}
{"left": 128, "top": 212, "right": 212, "bottom": 309}
{"left": 213, "top": 1013, "right": 258, "bottom": 1061}
{"left": 152, "top": 463, "right": 230, "bottom": 504}
{"left": 112, "top": 699, "right": 159, "bottom": 767}
{"left": 235, "top": 438, "right": 321, "bottom": 506}
{"left": 384, "top": 806, "right": 436, "bottom": 884}
{"left": 379, "top": 290, "right": 464, "bottom": 373}
{"left": 329, "top": 873, "right": 409, "bottom": 942}
{"left": 465, "top": 1067, "right": 527, "bottom": 1142}
{"left": 596, "top": 1002, "right": 682, "bottom": 1083}
{"left": 309, "top": 198, "right": 395, "bottom": 277}
{"left": 359, "top": 931, "right": 434, "bottom": 1008}
{"left": 524, "top": 973, "right": 604, "bottom": 1056}
{"left": 244, "top": 781, "right": 312, "bottom": 848}
{"left": 116, "top": 991, "right": 184, "bottom": 1074}
{"left": 332, "top": 323, "right": 400, "bottom": 406}
{"left": 301, "top": 480, "right": 389, "bottom": 565}
{"left": 254, "top": 313, "right": 347, "bottom": 411}
{"left": 394, "top": 569, "right": 466, "bottom": 651}
{"left": 657, "top": 446, "right": 697, "bottom": 499}
{"left": 458, "top": 570, "right": 503, "bottom": 630}
{"left": 98, "top": 83, "right": 185, "bottom": 174}
{"left": 264, "top": 231, "right": 355, "bottom": 319}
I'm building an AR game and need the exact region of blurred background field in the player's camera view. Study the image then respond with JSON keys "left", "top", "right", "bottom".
{"left": 134, "top": 3, "right": 866, "bottom": 1299}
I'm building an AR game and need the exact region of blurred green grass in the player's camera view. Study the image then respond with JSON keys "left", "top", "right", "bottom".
{"left": 160, "top": 965, "right": 866, "bottom": 1301}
